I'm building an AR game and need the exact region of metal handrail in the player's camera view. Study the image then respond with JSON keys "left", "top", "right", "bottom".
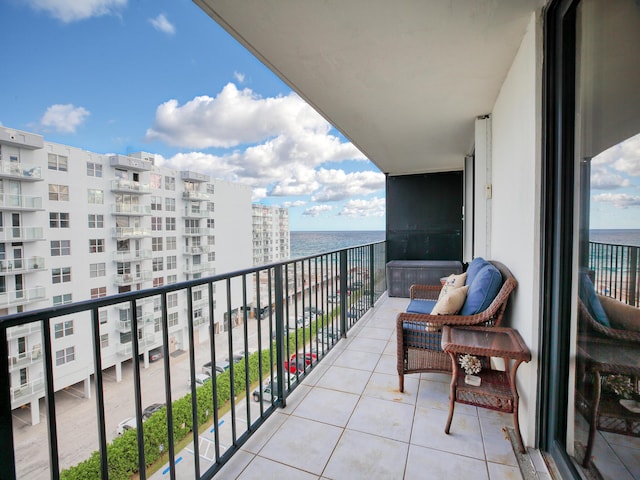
{"left": 588, "top": 241, "right": 640, "bottom": 307}
{"left": 0, "top": 240, "right": 386, "bottom": 480}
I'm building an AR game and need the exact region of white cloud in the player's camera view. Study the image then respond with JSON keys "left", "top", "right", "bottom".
{"left": 593, "top": 193, "right": 640, "bottom": 208}
{"left": 312, "top": 169, "right": 385, "bottom": 202}
{"left": 25, "top": 0, "right": 127, "bottom": 22}
{"left": 590, "top": 168, "right": 631, "bottom": 189}
{"left": 592, "top": 132, "right": 640, "bottom": 176}
{"left": 145, "top": 83, "right": 365, "bottom": 154}
{"left": 38, "top": 104, "right": 90, "bottom": 133}
{"left": 233, "top": 71, "right": 245, "bottom": 83}
{"left": 282, "top": 200, "right": 307, "bottom": 208}
{"left": 302, "top": 205, "right": 333, "bottom": 217}
{"left": 251, "top": 188, "right": 267, "bottom": 202}
{"left": 149, "top": 13, "right": 175, "bottom": 35}
{"left": 339, "top": 197, "right": 386, "bottom": 217}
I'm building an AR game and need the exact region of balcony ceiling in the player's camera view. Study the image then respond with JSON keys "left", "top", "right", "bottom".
{"left": 194, "top": 0, "right": 544, "bottom": 176}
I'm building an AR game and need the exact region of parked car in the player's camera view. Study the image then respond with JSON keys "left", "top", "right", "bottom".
{"left": 202, "top": 361, "right": 228, "bottom": 376}
{"left": 284, "top": 351, "right": 317, "bottom": 374}
{"left": 116, "top": 417, "right": 137, "bottom": 436}
{"left": 317, "top": 327, "right": 341, "bottom": 346}
{"left": 271, "top": 328, "right": 290, "bottom": 341}
{"left": 188, "top": 372, "right": 211, "bottom": 387}
{"left": 142, "top": 403, "right": 165, "bottom": 420}
{"left": 148, "top": 347, "right": 163, "bottom": 362}
{"left": 225, "top": 353, "right": 244, "bottom": 364}
{"left": 252, "top": 378, "right": 279, "bottom": 403}
{"left": 304, "top": 306, "right": 324, "bottom": 316}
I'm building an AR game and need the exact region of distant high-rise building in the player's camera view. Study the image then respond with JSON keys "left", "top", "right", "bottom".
{"left": 252, "top": 204, "right": 290, "bottom": 265}
{"left": 0, "top": 125, "right": 253, "bottom": 424}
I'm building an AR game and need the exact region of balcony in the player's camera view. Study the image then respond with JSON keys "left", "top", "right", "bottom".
{"left": 112, "top": 227, "right": 151, "bottom": 239}
{"left": 113, "top": 271, "right": 152, "bottom": 286}
{"left": 0, "top": 286, "right": 46, "bottom": 308}
{"left": 184, "top": 262, "right": 213, "bottom": 275}
{"left": 0, "top": 162, "right": 43, "bottom": 181}
{"left": 184, "top": 206, "right": 209, "bottom": 218}
{"left": 183, "top": 245, "right": 212, "bottom": 255}
{"left": 0, "top": 226, "right": 44, "bottom": 242}
{"left": 182, "top": 191, "right": 211, "bottom": 201}
{"left": 112, "top": 203, "right": 151, "bottom": 216}
{"left": 117, "top": 313, "right": 155, "bottom": 332}
{"left": 110, "top": 179, "right": 151, "bottom": 194}
{"left": 180, "top": 170, "right": 210, "bottom": 183}
{"left": 0, "top": 193, "right": 43, "bottom": 211}
{"left": 8, "top": 346, "right": 42, "bottom": 370}
{"left": 183, "top": 227, "right": 214, "bottom": 236}
{"left": 10, "top": 375, "right": 44, "bottom": 406}
{"left": 109, "top": 154, "right": 153, "bottom": 172}
{"left": 0, "top": 257, "right": 45, "bottom": 275}
{"left": 112, "top": 249, "right": 152, "bottom": 263}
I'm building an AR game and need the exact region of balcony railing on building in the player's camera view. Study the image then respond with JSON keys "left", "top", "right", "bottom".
{"left": 184, "top": 206, "right": 210, "bottom": 218}
{"left": 183, "top": 245, "right": 213, "bottom": 255}
{"left": 112, "top": 227, "right": 152, "bottom": 239}
{"left": 0, "top": 257, "right": 45, "bottom": 275}
{"left": 0, "top": 286, "right": 46, "bottom": 308}
{"left": 113, "top": 250, "right": 153, "bottom": 263}
{"left": 0, "top": 226, "right": 44, "bottom": 242}
{"left": 110, "top": 179, "right": 151, "bottom": 194}
{"left": 0, "top": 194, "right": 43, "bottom": 211}
{"left": 10, "top": 375, "right": 45, "bottom": 404}
{"left": 112, "top": 204, "right": 152, "bottom": 216}
{"left": 183, "top": 227, "right": 214, "bottom": 236}
{"left": 182, "top": 191, "right": 211, "bottom": 201}
{"left": 0, "top": 162, "right": 43, "bottom": 181}
{"left": 113, "top": 271, "right": 152, "bottom": 286}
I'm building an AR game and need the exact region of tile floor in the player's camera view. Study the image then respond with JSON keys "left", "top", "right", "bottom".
{"left": 212, "top": 295, "right": 553, "bottom": 480}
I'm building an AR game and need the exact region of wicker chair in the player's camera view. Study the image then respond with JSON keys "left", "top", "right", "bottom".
{"left": 396, "top": 260, "right": 516, "bottom": 392}
{"left": 578, "top": 294, "right": 640, "bottom": 343}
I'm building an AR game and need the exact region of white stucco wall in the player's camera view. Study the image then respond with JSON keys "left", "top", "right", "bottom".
{"left": 489, "top": 12, "right": 542, "bottom": 447}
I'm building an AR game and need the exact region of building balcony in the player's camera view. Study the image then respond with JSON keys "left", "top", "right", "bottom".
{"left": 0, "top": 194, "right": 43, "bottom": 211}
{"left": 117, "top": 313, "right": 155, "bottom": 332}
{"left": 112, "top": 227, "right": 151, "bottom": 239}
{"left": 10, "top": 375, "right": 44, "bottom": 408}
{"left": 0, "top": 226, "right": 44, "bottom": 242}
{"left": 0, "top": 257, "right": 45, "bottom": 275}
{"left": 8, "top": 346, "right": 42, "bottom": 370}
{"left": 183, "top": 227, "right": 214, "bottom": 236}
{"left": 192, "top": 314, "right": 209, "bottom": 328}
{"left": 183, "top": 245, "right": 212, "bottom": 255}
{"left": 113, "top": 271, "right": 152, "bottom": 286}
{"left": 182, "top": 191, "right": 211, "bottom": 201}
{"left": 6, "top": 322, "right": 40, "bottom": 340}
{"left": 112, "top": 249, "right": 152, "bottom": 263}
{"left": 112, "top": 203, "right": 151, "bottom": 216}
{"left": 110, "top": 179, "right": 151, "bottom": 194}
{"left": 0, "top": 286, "right": 46, "bottom": 308}
{"left": 183, "top": 206, "right": 209, "bottom": 218}
{"left": 184, "top": 262, "right": 213, "bottom": 275}
{"left": 0, "top": 162, "right": 43, "bottom": 181}
{"left": 180, "top": 170, "right": 210, "bottom": 183}
{"left": 109, "top": 154, "right": 153, "bottom": 172}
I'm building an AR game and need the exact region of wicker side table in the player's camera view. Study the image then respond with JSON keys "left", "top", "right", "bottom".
{"left": 442, "top": 326, "right": 531, "bottom": 453}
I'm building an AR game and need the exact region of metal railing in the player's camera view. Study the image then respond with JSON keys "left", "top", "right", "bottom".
{"left": 0, "top": 240, "right": 386, "bottom": 480}
{"left": 588, "top": 241, "right": 639, "bottom": 307}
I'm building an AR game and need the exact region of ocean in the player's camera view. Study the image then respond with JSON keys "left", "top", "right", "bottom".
{"left": 289, "top": 231, "right": 385, "bottom": 259}
{"left": 289, "top": 229, "right": 640, "bottom": 260}
{"left": 589, "top": 229, "right": 640, "bottom": 247}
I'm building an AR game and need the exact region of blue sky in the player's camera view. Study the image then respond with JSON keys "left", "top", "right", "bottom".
{"left": 0, "top": 0, "right": 385, "bottom": 231}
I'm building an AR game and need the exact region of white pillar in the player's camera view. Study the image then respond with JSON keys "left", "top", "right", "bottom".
{"left": 84, "top": 374, "right": 91, "bottom": 398}
{"left": 115, "top": 362, "right": 122, "bottom": 382}
{"left": 30, "top": 398, "right": 40, "bottom": 425}
{"left": 143, "top": 351, "right": 149, "bottom": 369}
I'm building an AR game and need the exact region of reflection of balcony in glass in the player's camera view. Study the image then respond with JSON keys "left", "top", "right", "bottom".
{"left": 112, "top": 227, "right": 152, "bottom": 239}
{"left": 110, "top": 179, "right": 151, "bottom": 194}
{"left": 0, "top": 226, "right": 44, "bottom": 242}
{"left": 0, "top": 162, "right": 43, "bottom": 181}
{"left": 0, "top": 257, "right": 45, "bottom": 275}
{"left": 112, "top": 204, "right": 151, "bottom": 216}
{"left": 0, "top": 286, "right": 46, "bottom": 308}
{"left": 0, "top": 194, "right": 43, "bottom": 211}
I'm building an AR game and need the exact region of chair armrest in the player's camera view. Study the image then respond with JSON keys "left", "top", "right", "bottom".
{"left": 599, "top": 295, "right": 640, "bottom": 333}
{"left": 409, "top": 284, "right": 442, "bottom": 300}
{"left": 397, "top": 311, "right": 496, "bottom": 328}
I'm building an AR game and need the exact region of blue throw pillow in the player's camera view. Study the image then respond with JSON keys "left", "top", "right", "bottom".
{"left": 459, "top": 263, "right": 502, "bottom": 315}
{"left": 465, "top": 257, "right": 489, "bottom": 286}
{"left": 406, "top": 299, "right": 436, "bottom": 315}
{"left": 578, "top": 273, "right": 610, "bottom": 327}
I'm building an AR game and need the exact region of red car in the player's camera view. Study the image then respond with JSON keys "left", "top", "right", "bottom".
{"left": 284, "top": 352, "right": 317, "bottom": 374}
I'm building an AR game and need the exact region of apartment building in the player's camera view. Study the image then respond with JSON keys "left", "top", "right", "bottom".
{"left": 0, "top": 125, "right": 252, "bottom": 424}
{"left": 252, "top": 203, "right": 290, "bottom": 266}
